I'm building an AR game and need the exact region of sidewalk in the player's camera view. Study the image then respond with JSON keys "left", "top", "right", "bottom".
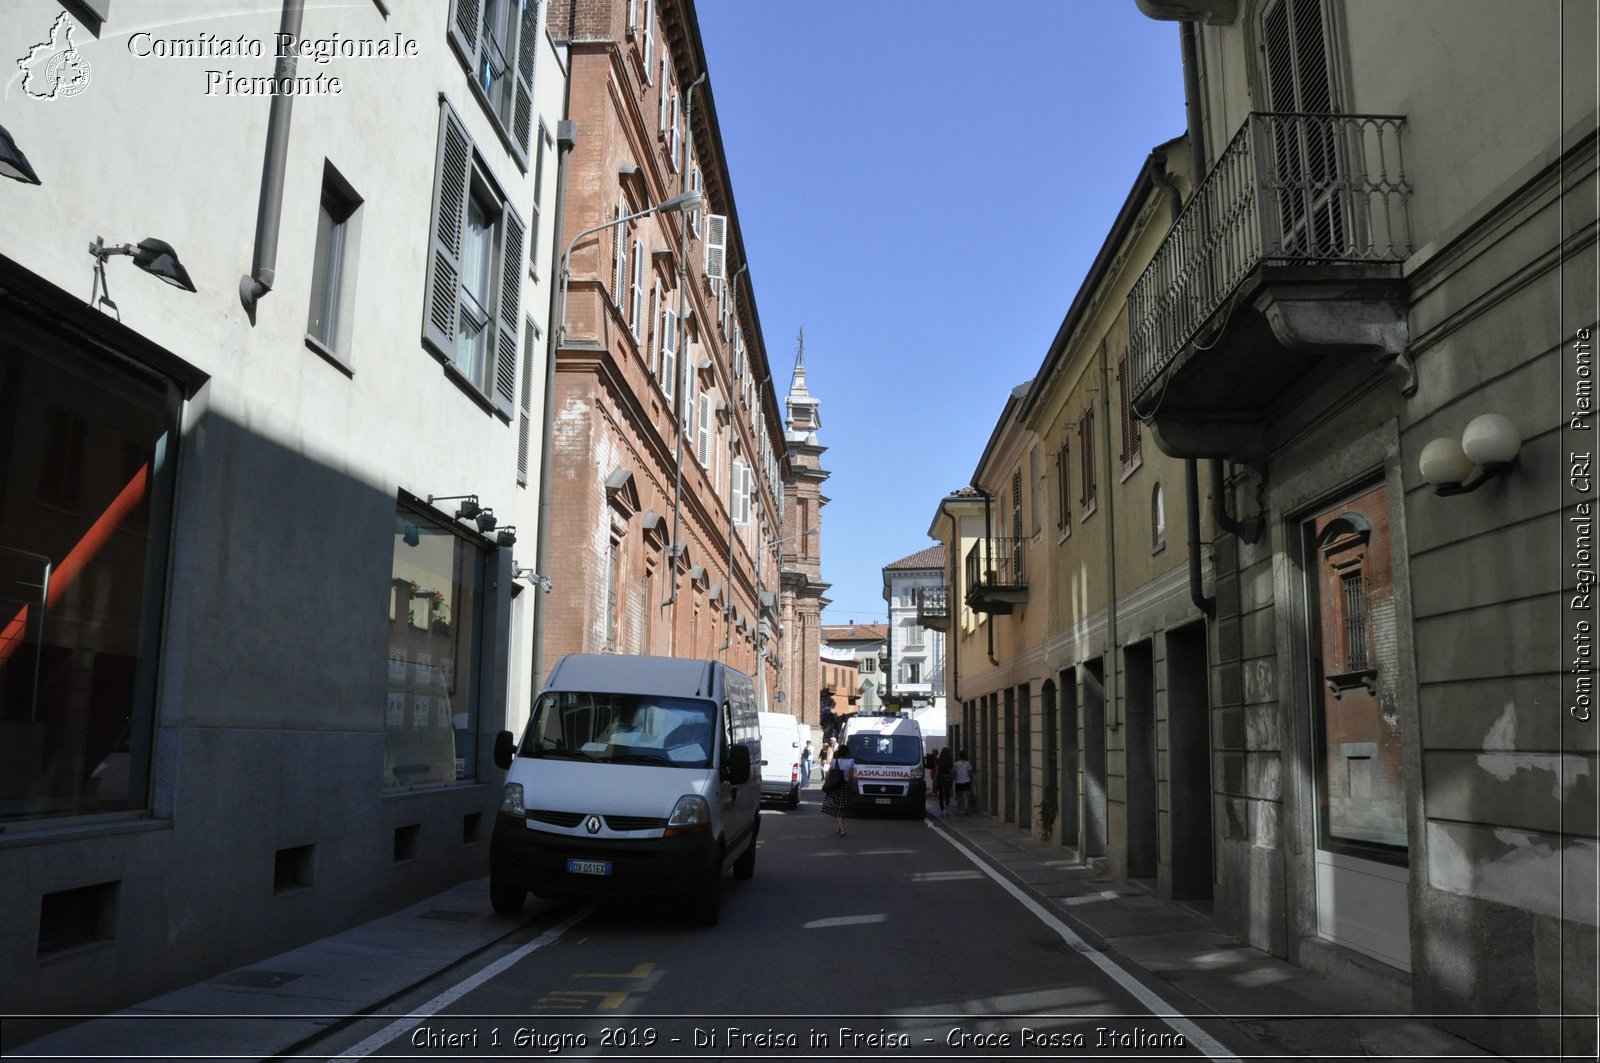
{"left": 9, "top": 794, "right": 1503, "bottom": 1062}
{"left": 924, "top": 799, "right": 1498, "bottom": 1060}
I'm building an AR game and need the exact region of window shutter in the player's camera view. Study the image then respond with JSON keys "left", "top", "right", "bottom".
{"left": 627, "top": 0, "right": 638, "bottom": 31}
{"left": 613, "top": 198, "right": 628, "bottom": 306}
{"left": 705, "top": 213, "right": 727, "bottom": 281}
{"left": 630, "top": 238, "right": 645, "bottom": 339}
{"left": 510, "top": 0, "right": 538, "bottom": 166}
{"left": 1119, "top": 355, "right": 1140, "bottom": 461}
{"left": 734, "top": 460, "right": 749, "bottom": 524}
{"left": 661, "top": 308, "right": 677, "bottom": 401}
{"left": 422, "top": 103, "right": 471, "bottom": 359}
{"left": 448, "top": 0, "right": 481, "bottom": 67}
{"left": 690, "top": 165, "right": 702, "bottom": 237}
{"left": 1057, "top": 437, "right": 1071, "bottom": 528}
{"left": 518, "top": 320, "right": 538, "bottom": 484}
{"left": 697, "top": 393, "right": 711, "bottom": 465}
{"left": 670, "top": 94, "right": 681, "bottom": 172}
{"left": 659, "top": 66, "right": 670, "bottom": 134}
{"left": 494, "top": 203, "right": 526, "bottom": 417}
{"left": 647, "top": 283, "right": 660, "bottom": 374}
{"left": 643, "top": 0, "right": 655, "bottom": 66}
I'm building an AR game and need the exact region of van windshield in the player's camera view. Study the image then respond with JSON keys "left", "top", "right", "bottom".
{"left": 848, "top": 733, "right": 922, "bottom": 765}
{"left": 521, "top": 691, "right": 716, "bottom": 768}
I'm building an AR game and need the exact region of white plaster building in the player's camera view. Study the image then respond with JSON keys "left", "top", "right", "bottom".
{"left": 0, "top": 0, "right": 566, "bottom": 1015}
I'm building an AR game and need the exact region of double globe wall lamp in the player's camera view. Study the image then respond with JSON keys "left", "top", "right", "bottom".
{"left": 427, "top": 494, "right": 517, "bottom": 547}
{"left": 1418, "top": 413, "right": 1522, "bottom": 496}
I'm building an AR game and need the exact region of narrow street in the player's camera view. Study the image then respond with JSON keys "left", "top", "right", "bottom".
{"left": 306, "top": 789, "right": 1229, "bottom": 1060}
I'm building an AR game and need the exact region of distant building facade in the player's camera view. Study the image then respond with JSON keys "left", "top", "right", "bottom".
{"left": 539, "top": 0, "right": 786, "bottom": 700}
{"left": 818, "top": 623, "right": 887, "bottom": 734}
{"left": 881, "top": 545, "right": 947, "bottom": 713}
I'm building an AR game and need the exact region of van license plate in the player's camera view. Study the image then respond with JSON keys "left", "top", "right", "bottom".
{"left": 567, "top": 859, "right": 611, "bottom": 876}
{"left": 875, "top": 797, "right": 890, "bottom": 805}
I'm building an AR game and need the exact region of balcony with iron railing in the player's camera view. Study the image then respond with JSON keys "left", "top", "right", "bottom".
{"left": 1126, "top": 112, "right": 1413, "bottom": 460}
{"left": 914, "top": 585, "right": 949, "bottom": 631}
{"left": 964, "top": 536, "right": 1027, "bottom": 615}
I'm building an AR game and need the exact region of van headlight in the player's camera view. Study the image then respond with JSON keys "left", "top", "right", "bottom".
{"left": 499, "top": 783, "right": 525, "bottom": 820}
{"left": 664, "top": 795, "right": 711, "bottom": 837}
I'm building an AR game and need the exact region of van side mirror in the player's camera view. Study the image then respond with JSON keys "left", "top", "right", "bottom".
{"left": 726, "top": 744, "right": 752, "bottom": 784}
{"left": 493, "top": 730, "right": 516, "bottom": 770}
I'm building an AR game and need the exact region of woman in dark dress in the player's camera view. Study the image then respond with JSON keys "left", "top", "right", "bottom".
{"left": 820, "top": 742, "right": 854, "bottom": 836}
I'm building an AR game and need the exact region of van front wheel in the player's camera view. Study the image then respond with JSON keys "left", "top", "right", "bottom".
{"left": 490, "top": 877, "right": 526, "bottom": 915}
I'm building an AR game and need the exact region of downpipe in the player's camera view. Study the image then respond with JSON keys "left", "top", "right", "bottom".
{"left": 239, "top": 0, "right": 305, "bottom": 323}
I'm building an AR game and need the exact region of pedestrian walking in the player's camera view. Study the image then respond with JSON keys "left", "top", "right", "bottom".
{"left": 800, "top": 741, "right": 813, "bottom": 787}
{"left": 817, "top": 741, "right": 831, "bottom": 781}
{"left": 953, "top": 749, "right": 974, "bottom": 814}
{"left": 936, "top": 746, "right": 954, "bottom": 815}
{"left": 820, "top": 742, "right": 854, "bottom": 836}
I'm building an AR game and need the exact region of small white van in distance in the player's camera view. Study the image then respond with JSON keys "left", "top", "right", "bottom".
{"left": 490, "top": 654, "right": 760, "bottom": 925}
{"left": 757, "top": 711, "right": 802, "bottom": 808}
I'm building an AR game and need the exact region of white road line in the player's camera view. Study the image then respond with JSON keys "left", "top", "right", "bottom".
{"left": 926, "top": 821, "right": 1239, "bottom": 1062}
{"left": 329, "top": 908, "right": 591, "bottom": 1061}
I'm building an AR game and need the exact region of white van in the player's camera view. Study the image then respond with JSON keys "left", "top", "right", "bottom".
{"left": 490, "top": 654, "right": 760, "bottom": 926}
{"left": 839, "top": 712, "right": 926, "bottom": 817}
{"left": 757, "top": 711, "right": 802, "bottom": 808}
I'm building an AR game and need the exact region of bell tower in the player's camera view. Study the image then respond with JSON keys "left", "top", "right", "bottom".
{"left": 777, "top": 329, "right": 830, "bottom": 729}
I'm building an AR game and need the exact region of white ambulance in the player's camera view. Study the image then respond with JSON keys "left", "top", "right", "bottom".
{"left": 839, "top": 712, "right": 925, "bottom": 817}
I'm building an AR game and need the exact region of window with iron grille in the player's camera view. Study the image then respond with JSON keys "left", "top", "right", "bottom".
{"left": 1341, "top": 572, "right": 1368, "bottom": 671}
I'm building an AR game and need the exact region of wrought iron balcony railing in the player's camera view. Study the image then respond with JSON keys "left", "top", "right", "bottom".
{"left": 964, "top": 537, "right": 1027, "bottom": 614}
{"left": 1128, "top": 111, "right": 1411, "bottom": 401}
{"left": 914, "top": 585, "right": 949, "bottom": 630}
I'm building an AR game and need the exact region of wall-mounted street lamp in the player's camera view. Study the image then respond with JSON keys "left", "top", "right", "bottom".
{"left": 427, "top": 493, "right": 509, "bottom": 540}
{"left": 554, "top": 188, "right": 704, "bottom": 352}
{"left": 0, "top": 125, "right": 41, "bottom": 185}
{"left": 514, "top": 566, "right": 553, "bottom": 593}
{"left": 90, "top": 236, "right": 197, "bottom": 317}
{"left": 1418, "top": 413, "right": 1522, "bottom": 496}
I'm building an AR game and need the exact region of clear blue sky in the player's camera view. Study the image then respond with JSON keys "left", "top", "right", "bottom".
{"left": 696, "top": 1, "right": 1188, "bottom": 625}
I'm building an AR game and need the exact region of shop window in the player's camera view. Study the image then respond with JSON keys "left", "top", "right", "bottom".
{"left": 1, "top": 314, "right": 180, "bottom": 823}
{"left": 385, "top": 503, "right": 486, "bottom": 789}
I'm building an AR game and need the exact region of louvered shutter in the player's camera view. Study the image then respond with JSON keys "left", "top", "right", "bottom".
{"left": 518, "top": 321, "right": 538, "bottom": 484}
{"left": 705, "top": 213, "right": 727, "bottom": 281}
{"left": 659, "top": 65, "right": 670, "bottom": 133}
{"left": 613, "top": 199, "right": 628, "bottom": 306}
{"left": 661, "top": 308, "right": 677, "bottom": 401}
{"left": 493, "top": 203, "right": 526, "bottom": 417}
{"left": 648, "top": 283, "right": 660, "bottom": 374}
{"left": 643, "top": 0, "right": 655, "bottom": 66}
{"left": 449, "top": 0, "right": 481, "bottom": 67}
{"left": 627, "top": 0, "right": 638, "bottom": 31}
{"left": 510, "top": 0, "right": 538, "bottom": 166}
{"left": 670, "top": 94, "right": 681, "bottom": 172}
{"left": 697, "top": 394, "right": 712, "bottom": 465}
{"left": 1117, "top": 356, "right": 1134, "bottom": 461}
{"left": 683, "top": 361, "right": 697, "bottom": 450}
{"left": 734, "top": 461, "right": 749, "bottom": 524}
{"left": 630, "top": 238, "right": 645, "bottom": 339}
{"left": 423, "top": 103, "right": 472, "bottom": 358}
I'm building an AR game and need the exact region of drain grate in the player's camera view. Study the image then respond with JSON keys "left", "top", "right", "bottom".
{"left": 218, "top": 969, "right": 302, "bottom": 988}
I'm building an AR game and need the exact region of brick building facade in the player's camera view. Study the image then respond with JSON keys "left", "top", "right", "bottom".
{"left": 541, "top": 0, "right": 787, "bottom": 692}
